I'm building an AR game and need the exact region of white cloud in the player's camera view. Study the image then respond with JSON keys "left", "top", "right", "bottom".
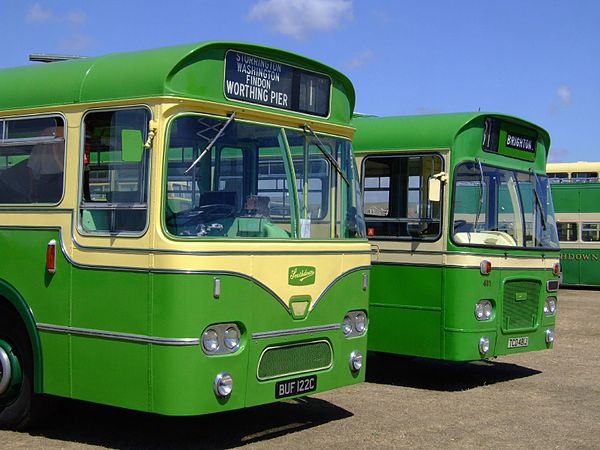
{"left": 346, "top": 49, "right": 373, "bottom": 69}
{"left": 248, "top": 0, "right": 353, "bottom": 40}
{"left": 26, "top": 3, "right": 52, "bottom": 23}
{"left": 549, "top": 85, "right": 573, "bottom": 113}
{"left": 556, "top": 85, "right": 572, "bottom": 106}
{"left": 67, "top": 10, "right": 87, "bottom": 26}
{"left": 548, "top": 147, "right": 570, "bottom": 163}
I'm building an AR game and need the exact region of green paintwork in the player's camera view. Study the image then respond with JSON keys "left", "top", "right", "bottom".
{"left": 0, "top": 42, "right": 368, "bottom": 415}
{"left": 0, "top": 42, "right": 354, "bottom": 126}
{"left": 551, "top": 182, "right": 600, "bottom": 286}
{"left": 369, "top": 263, "right": 556, "bottom": 361}
{"left": 353, "top": 113, "right": 558, "bottom": 361}
{"left": 552, "top": 182, "right": 600, "bottom": 213}
{"left": 0, "top": 228, "right": 368, "bottom": 414}
{"left": 353, "top": 113, "right": 550, "bottom": 175}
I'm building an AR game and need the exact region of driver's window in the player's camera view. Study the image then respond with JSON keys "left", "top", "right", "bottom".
{"left": 79, "top": 108, "right": 150, "bottom": 234}
{"left": 363, "top": 154, "right": 442, "bottom": 240}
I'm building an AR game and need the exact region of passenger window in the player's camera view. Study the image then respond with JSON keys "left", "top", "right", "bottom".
{"left": 582, "top": 223, "right": 600, "bottom": 242}
{"left": 80, "top": 108, "right": 150, "bottom": 234}
{"left": 572, "top": 172, "right": 598, "bottom": 182}
{"left": 548, "top": 172, "right": 568, "bottom": 183}
{"left": 363, "top": 154, "right": 442, "bottom": 240}
{"left": 557, "top": 222, "right": 578, "bottom": 242}
{"left": 0, "top": 116, "right": 65, "bottom": 204}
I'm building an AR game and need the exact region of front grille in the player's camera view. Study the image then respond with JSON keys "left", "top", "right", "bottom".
{"left": 257, "top": 340, "right": 332, "bottom": 380}
{"left": 503, "top": 280, "right": 541, "bottom": 330}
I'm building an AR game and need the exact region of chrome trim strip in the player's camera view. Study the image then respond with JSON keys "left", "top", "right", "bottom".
{"left": 373, "top": 261, "right": 556, "bottom": 271}
{"left": 252, "top": 323, "right": 340, "bottom": 339}
{"left": 37, "top": 323, "right": 200, "bottom": 346}
{"left": 370, "top": 303, "right": 441, "bottom": 312}
{"left": 256, "top": 339, "right": 333, "bottom": 381}
{"left": 375, "top": 247, "right": 560, "bottom": 259}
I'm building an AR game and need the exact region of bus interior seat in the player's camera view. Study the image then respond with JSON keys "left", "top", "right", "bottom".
{"left": 242, "top": 195, "right": 270, "bottom": 217}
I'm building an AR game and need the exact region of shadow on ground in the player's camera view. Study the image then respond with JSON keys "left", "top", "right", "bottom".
{"left": 366, "top": 352, "right": 541, "bottom": 391}
{"left": 29, "top": 395, "right": 352, "bottom": 449}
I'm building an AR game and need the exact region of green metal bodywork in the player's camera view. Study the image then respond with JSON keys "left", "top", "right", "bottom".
{"left": 0, "top": 227, "right": 368, "bottom": 414}
{"left": 0, "top": 42, "right": 355, "bottom": 126}
{"left": 0, "top": 42, "right": 367, "bottom": 414}
{"left": 353, "top": 113, "right": 559, "bottom": 361}
{"left": 551, "top": 182, "right": 600, "bottom": 286}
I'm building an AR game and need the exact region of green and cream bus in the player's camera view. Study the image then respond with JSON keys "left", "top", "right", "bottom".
{"left": 353, "top": 113, "right": 560, "bottom": 361}
{"left": 0, "top": 42, "right": 370, "bottom": 429}
{"left": 547, "top": 162, "right": 600, "bottom": 286}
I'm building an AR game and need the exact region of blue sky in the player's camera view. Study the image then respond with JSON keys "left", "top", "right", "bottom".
{"left": 1, "top": 1, "right": 598, "bottom": 162}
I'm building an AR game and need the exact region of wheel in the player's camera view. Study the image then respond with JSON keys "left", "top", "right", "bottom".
{"left": 0, "top": 311, "right": 34, "bottom": 430}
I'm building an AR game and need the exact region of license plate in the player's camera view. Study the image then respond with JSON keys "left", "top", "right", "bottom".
{"left": 508, "top": 336, "right": 529, "bottom": 348}
{"left": 275, "top": 375, "right": 317, "bottom": 399}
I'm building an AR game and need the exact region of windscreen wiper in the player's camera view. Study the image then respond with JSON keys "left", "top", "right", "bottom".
{"left": 303, "top": 123, "right": 349, "bottom": 186}
{"left": 185, "top": 112, "right": 236, "bottom": 174}
{"left": 531, "top": 170, "right": 547, "bottom": 230}
{"left": 473, "top": 157, "right": 485, "bottom": 233}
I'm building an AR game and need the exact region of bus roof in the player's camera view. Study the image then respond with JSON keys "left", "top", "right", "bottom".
{"left": 547, "top": 161, "right": 600, "bottom": 173}
{"left": 0, "top": 41, "right": 355, "bottom": 124}
{"left": 352, "top": 112, "right": 551, "bottom": 154}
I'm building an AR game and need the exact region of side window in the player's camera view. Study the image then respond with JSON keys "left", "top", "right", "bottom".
{"left": 80, "top": 108, "right": 150, "bottom": 234}
{"left": 582, "top": 223, "right": 600, "bottom": 242}
{"left": 548, "top": 172, "right": 568, "bottom": 183}
{"left": 572, "top": 172, "right": 598, "bottom": 182}
{"left": 363, "top": 154, "right": 442, "bottom": 240}
{"left": 557, "top": 222, "right": 578, "bottom": 242}
{"left": 0, "top": 116, "right": 65, "bottom": 204}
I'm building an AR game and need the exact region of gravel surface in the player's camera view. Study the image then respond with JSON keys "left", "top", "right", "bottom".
{"left": 2, "top": 288, "right": 598, "bottom": 449}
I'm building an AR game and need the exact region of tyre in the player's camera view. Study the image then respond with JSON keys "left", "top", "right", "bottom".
{"left": 0, "top": 310, "right": 34, "bottom": 430}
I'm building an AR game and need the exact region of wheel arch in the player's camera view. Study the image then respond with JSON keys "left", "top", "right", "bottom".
{"left": 0, "top": 280, "right": 43, "bottom": 393}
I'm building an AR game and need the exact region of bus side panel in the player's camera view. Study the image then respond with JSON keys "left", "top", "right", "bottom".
{"left": 0, "top": 229, "right": 71, "bottom": 396}
{"left": 368, "top": 263, "right": 442, "bottom": 359}
{"left": 579, "top": 250, "right": 600, "bottom": 285}
{"left": 559, "top": 251, "right": 581, "bottom": 285}
{"left": 70, "top": 268, "right": 150, "bottom": 411}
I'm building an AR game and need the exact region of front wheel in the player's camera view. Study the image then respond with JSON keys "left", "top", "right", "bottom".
{"left": 0, "top": 313, "right": 34, "bottom": 430}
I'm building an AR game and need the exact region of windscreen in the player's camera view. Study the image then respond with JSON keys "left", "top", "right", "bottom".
{"left": 452, "top": 162, "right": 559, "bottom": 249}
{"left": 164, "top": 115, "right": 364, "bottom": 240}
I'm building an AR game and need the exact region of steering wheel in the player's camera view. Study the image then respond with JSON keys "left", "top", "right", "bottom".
{"left": 453, "top": 219, "right": 468, "bottom": 232}
{"left": 177, "top": 203, "right": 236, "bottom": 225}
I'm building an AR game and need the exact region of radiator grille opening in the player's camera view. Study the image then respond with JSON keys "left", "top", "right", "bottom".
{"left": 257, "top": 340, "right": 332, "bottom": 380}
{"left": 503, "top": 280, "right": 541, "bottom": 330}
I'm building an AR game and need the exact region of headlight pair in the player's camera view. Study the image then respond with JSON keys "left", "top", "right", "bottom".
{"left": 202, "top": 323, "right": 241, "bottom": 355}
{"left": 342, "top": 311, "right": 367, "bottom": 337}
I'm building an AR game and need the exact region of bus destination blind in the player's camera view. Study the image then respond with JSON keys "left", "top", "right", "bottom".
{"left": 224, "top": 50, "right": 330, "bottom": 117}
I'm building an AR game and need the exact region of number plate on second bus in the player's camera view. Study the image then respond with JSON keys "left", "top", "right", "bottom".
{"left": 275, "top": 375, "right": 317, "bottom": 399}
{"left": 508, "top": 337, "right": 529, "bottom": 348}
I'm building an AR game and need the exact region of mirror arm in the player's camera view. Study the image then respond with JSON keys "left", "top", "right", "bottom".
{"left": 144, "top": 119, "right": 158, "bottom": 150}
{"left": 432, "top": 171, "right": 448, "bottom": 183}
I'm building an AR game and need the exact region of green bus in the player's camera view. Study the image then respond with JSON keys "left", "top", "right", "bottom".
{"left": 0, "top": 42, "right": 370, "bottom": 429}
{"left": 547, "top": 162, "right": 600, "bottom": 286}
{"left": 353, "top": 113, "right": 560, "bottom": 361}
